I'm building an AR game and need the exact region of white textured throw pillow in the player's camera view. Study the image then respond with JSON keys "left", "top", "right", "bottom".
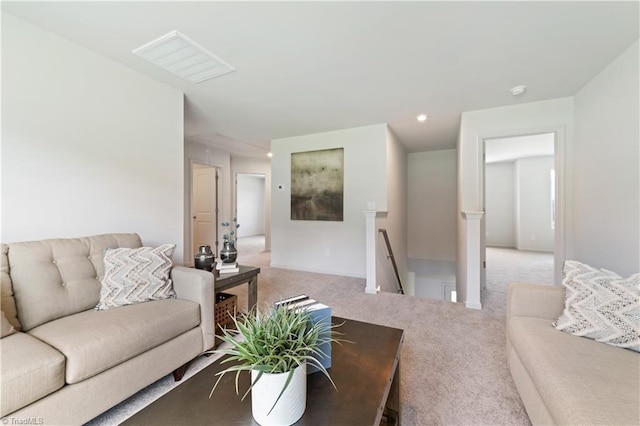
{"left": 555, "top": 260, "right": 640, "bottom": 352}
{"left": 96, "top": 244, "right": 176, "bottom": 310}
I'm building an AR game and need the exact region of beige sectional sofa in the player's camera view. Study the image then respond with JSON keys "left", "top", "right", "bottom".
{"left": 0, "top": 233, "right": 215, "bottom": 425}
{"left": 507, "top": 283, "right": 639, "bottom": 425}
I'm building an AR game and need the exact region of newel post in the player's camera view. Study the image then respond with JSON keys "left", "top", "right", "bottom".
{"left": 461, "top": 211, "right": 484, "bottom": 310}
{"left": 364, "top": 210, "right": 379, "bottom": 294}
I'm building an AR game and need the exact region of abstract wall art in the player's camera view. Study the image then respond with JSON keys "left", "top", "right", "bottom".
{"left": 291, "top": 148, "right": 344, "bottom": 221}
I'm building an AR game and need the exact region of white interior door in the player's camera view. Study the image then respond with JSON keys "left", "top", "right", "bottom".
{"left": 192, "top": 164, "right": 218, "bottom": 257}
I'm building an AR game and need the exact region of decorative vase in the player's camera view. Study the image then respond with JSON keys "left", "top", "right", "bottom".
{"left": 251, "top": 363, "right": 306, "bottom": 426}
{"left": 194, "top": 245, "right": 215, "bottom": 271}
{"left": 220, "top": 240, "right": 238, "bottom": 264}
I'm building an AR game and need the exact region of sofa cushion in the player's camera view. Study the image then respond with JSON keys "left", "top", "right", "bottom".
{"left": 510, "top": 316, "right": 639, "bottom": 425}
{"left": 96, "top": 244, "right": 176, "bottom": 310}
{"left": 28, "top": 298, "right": 200, "bottom": 384}
{"left": 1, "top": 243, "right": 21, "bottom": 330}
{"left": 1, "top": 310, "right": 16, "bottom": 337}
{"left": 8, "top": 233, "right": 142, "bottom": 331}
{"left": 0, "top": 332, "right": 66, "bottom": 416}
{"left": 555, "top": 260, "right": 640, "bottom": 352}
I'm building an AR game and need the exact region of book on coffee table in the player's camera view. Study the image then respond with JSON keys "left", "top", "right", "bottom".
{"left": 275, "top": 294, "right": 331, "bottom": 374}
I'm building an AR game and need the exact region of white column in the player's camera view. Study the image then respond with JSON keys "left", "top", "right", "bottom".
{"left": 364, "top": 210, "right": 378, "bottom": 294}
{"left": 462, "top": 211, "right": 484, "bottom": 309}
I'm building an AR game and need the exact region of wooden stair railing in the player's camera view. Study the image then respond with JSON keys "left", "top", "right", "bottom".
{"left": 379, "top": 229, "right": 405, "bottom": 295}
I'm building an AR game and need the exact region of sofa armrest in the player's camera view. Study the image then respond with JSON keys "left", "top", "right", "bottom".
{"left": 171, "top": 266, "right": 215, "bottom": 351}
{"left": 506, "top": 282, "right": 565, "bottom": 356}
{"left": 507, "top": 282, "right": 564, "bottom": 321}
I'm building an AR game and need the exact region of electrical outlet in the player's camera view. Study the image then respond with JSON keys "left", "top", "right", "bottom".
{"left": 325, "top": 249, "right": 331, "bottom": 257}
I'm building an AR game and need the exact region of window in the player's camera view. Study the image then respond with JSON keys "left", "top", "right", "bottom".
{"left": 550, "top": 169, "right": 556, "bottom": 230}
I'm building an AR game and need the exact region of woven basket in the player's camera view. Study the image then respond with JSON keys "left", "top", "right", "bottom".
{"left": 214, "top": 292, "right": 237, "bottom": 331}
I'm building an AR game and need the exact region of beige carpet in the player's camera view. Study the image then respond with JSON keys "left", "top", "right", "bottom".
{"left": 482, "top": 247, "right": 554, "bottom": 318}
{"left": 88, "top": 248, "right": 536, "bottom": 425}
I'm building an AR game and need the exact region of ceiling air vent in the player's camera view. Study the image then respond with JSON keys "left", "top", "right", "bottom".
{"left": 133, "top": 31, "right": 235, "bottom": 84}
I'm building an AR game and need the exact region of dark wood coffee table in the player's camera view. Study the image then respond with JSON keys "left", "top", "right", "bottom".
{"left": 122, "top": 317, "right": 404, "bottom": 425}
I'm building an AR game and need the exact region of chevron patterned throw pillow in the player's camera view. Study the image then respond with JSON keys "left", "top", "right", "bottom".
{"left": 96, "top": 244, "right": 176, "bottom": 310}
{"left": 554, "top": 260, "right": 640, "bottom": 352}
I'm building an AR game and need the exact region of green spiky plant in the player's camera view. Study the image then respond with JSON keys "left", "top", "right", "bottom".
{"left": 208, "top": 304, "right": 343, "bottom": 414}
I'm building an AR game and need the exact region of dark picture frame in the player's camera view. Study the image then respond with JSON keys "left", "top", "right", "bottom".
{"left": 291, "top": 148, "right": 344, "bottom": 221}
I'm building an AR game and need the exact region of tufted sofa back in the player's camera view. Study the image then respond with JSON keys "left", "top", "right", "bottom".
{"left": 1, "top": 243, "right": 20, "bottom": 330}
{"left": 2, "top": 233, "right": 142, "bottom": 331}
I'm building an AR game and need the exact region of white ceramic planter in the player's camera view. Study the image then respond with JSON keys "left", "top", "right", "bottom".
{"left": 251, "top": 363, "right": 307, "bottom": 426}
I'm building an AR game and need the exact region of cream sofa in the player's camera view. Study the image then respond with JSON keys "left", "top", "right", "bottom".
{"left": 507, "top": 283, "right": 640, "bottom": 425}
{"left": 0, "top": 233, "right": 215, "bottom": 425}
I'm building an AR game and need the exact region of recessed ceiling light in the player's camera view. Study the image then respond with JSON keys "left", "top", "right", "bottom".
{"left": 417, "top": 114, "right": 428, "bottom": 122}
{"left": 133, "top": 31, "right": 235, "bottom": 84}
{"left": 510, "top": 85, "right": 527, "bottom": 96}
{"left": 267, "top": 152, "right": 273, "bottom": 158}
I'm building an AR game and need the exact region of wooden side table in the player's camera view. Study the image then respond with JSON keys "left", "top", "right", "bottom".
{"left": 213, "top": 265, "right": 260, "bottom": 311}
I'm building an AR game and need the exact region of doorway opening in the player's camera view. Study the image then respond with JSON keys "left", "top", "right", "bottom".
{"left": 191, "top": 163, "right": 219, "bottom": 262}
{"left": 235, "top": 173, "right": 266, "bottom": 257}
{"left": 482, "top": 133, "right": 557, "bottom": 312}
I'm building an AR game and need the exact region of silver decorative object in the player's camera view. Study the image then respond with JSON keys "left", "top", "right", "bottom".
{"left": 194, "top": 245, "right": 215, "bottom": 271}
{"left": 220, "top": 240, "right": 238, "bottom": 264}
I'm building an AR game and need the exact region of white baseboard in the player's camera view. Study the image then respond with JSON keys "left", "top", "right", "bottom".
{"left": 515, "top": 247, "right": 554, "bottom": 253}
{"left": 269, "top": 263, "right": 366, "bottom": 279}
{"left": 466, "top": 300, "right": 482, "bottom": 310}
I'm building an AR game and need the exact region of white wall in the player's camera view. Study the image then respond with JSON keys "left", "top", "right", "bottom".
{"left": 457, "top": 97, "right": 574, "bottom": 304}
{"left": 407, "top": 258, "right": 456, "bottom": 300}
{"left": 485, "top": 162, "right": 515, "bottom": 247}
{"left": 515, "top": 156, "right": 554, "bottom": 251}
{"left": 1, "top": 13, "right": 185, "bottom": 260}
{"left": 271, "top": 124, "right": 387, "bottom": 277}
{"left": 486, "top": 157, "right": 554, "bottom": 251}
{"left": 237, "top": 175, "right": 266, "bottom": 237}
{"left": 375, "top": 128, "right": 408, "bottom": 293}
{"left": 231, "top": 156, "right": 272, "bottom": 250}
{"left": 407, "top": 149, "right": 457, "bottom": 261}
{"left": 573, "top": 39, "right": 639, "bottom": 276}
{"left": 184, "top": 141, "right": 231, "bottom": 263}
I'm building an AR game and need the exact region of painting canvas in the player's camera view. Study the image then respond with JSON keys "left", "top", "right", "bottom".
{"left": 291, "top": 148, "right": 344, "bottom": 221}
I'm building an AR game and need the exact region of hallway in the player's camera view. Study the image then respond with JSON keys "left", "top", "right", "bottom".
{"left": 235, "top": 235, "right": 270, "bottom": 268}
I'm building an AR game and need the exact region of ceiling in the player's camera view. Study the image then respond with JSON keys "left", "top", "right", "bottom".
{"left": 485, "top": 133, "right": 554, "bottom": 164}
{"left": 2, "top": 2, "right": 638, "bottom": 157}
